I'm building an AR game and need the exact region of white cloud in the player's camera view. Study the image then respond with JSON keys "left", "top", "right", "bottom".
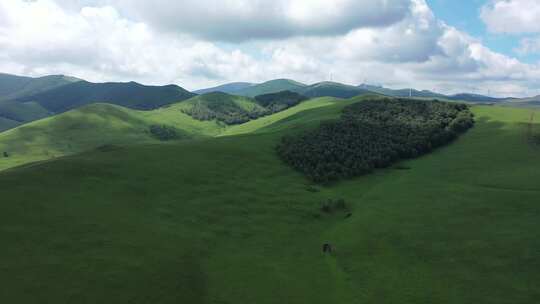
{"left": 102, "top": 0, "right": 412, "bottom": 42}
{"left": 516, "top": 37, "right": 540, "bottom": 55}
{"left": 481, "top": 0, "right": 540, "bottom": 34}
{"left": 0, "top": 0, "right": 539, "bottom": 97}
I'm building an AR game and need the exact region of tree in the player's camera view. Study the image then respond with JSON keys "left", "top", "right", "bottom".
{"left": 3, "top": 151, "right": 8, "bottom": 158}
{"left": 277, "top": 98, "right": 474, "bottom": 182}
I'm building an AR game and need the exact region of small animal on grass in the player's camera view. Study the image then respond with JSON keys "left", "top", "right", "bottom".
{"left": 323, "top": 243, "right": 333, "bottom": 253}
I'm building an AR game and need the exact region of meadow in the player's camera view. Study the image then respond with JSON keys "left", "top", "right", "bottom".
{"left": 0, "top": 97, "right": 539, "bottom": 303}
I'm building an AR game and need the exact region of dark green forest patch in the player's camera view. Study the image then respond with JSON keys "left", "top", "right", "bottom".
{"left": 277, "top": 98, "right": 475, "bottom": 182}
{"left": 254, "top": 90, "right": 308, "bottom": 113}
{"left": 180, "top": 92, "right": 269, "bottom": 125}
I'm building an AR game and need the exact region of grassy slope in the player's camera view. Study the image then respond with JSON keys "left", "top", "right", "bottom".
{"left": 0, "top": 73, "right": 79, "bottom": 102}
{"left": 236, "top": 79, "right": 307, "bottom": 97}
{"left": 0, "top": 100, "right": 50, "bottom": 122}
{"left": 222, "top": 97, "right": 337, "bottom": 136}
{"left": 0, "top": 117, "right": 20, "bottom": 132}
{"left": 0, "top": 99, "right": 539, "bottom": 303}
{"left": 178, "top": 92, "right": 267, "bottom": 113}
{"left": 0, "top": 103, "right": 225, "bottom": 170}
{"left": 0, "top": 96, "right": 340, "bottom": 171}
{"left": 17, "top": 81, "right": 196, "bottom": 113}
{"left": 299, "top": 82, "right": 372, "bottom": 99}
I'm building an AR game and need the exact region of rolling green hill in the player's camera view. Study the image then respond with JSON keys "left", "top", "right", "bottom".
{"left": 0, "top": 73, "right": 80, "bottom": 129}
{"left": 0, "top": 117, "right": 19, "bottom": 132}
{"left": 178, "top": 92, "right": 269, "bottom": 124}
{"left": 254, "top": 90, "right": 308, "bottom": 112}
{"left": 16, "top": 80, "right": 196, "bottom": 113}
{"left": 300, "top": 82, "right": 372, "bottom": 98}
{"left": 0, "top": 93, "right": 334, "bottom": 171}
{"left": 0, "top": 73, "right": 196, "bottom": 132}
{"left": 358, "top": 84, "right": 448, "bottom": 99}
{"left": 0, "top": 73, "right": 80, "bottom": 102}
{"left": 194, "top": 82, "right": 255, "bottom": 94}
{"left": 0, "top": 100, "right": 50, "bottom": 123}
{"left": 0, "top": 98, "right": 539, "bottom": 303}
{"left": 236, "top": 79, "right": 307, "bottom": 97}
{"left": 0, "top": 103, "right": 226, "bottom": 171}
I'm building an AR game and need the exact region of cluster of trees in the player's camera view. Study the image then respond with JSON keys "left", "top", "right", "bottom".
{"left": 149, "top": 124, "right": 181, "bottom": 141}
{"left": 181, "top": 96, "right": 269, "bottom": 125}
{"left": 254, "top": 91, "right": 308, "bottom": 113}
{"left": 183, "top": 105, "right": 267, "bottom": 125}
{"left": 182, "top": 91, "right": 309, "bottom": 125}
{"left": 277, "top": 98, "right": 475, "bottom": 183}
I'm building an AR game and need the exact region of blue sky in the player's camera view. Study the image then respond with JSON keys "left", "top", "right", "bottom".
{"left": 427, "top": 0, "right": 539, "bottom": 63}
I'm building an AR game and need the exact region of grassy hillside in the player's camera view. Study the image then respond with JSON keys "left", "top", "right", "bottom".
{"left": 0, "top": 100, "right": 539, "bottom": 303}
{"left": 0, "top": 73, "right": 80, "bottom": 102}
{"left": 178, "top": 92, "right": 269, "bottom": 124}
{"left": 0, "top": 117, "right": 20, "bottom": 132}
{"left": 0, "top": 100, "right": 50, "bottom": 122}
{"left": 501, "top": 96, "right": 540, "bottom": 108}
{"left": 0, "top": 73, "right": 79, "bottom": 128}
{"left": 358, "top": 84, "right": 447, "bottom": 99}
{"left": 0, "top": 103, "right": 225, "bottom": 171}
{"left": 448, "top": 93, "right": 504, "bottom": 103}
{"left": 236, "top": 79, "right": 307, "bottom": 97}
{"left": 16, "top": 81, "right": 196, "bottom": 113}
{"left": 300, "top": 82, "right": 372, "bottom": 99}
{"left": 194, "top": 82, "right": 255, "bottom": 94}
{"left": 0, "top": 94, "right": 337, "bottom": 171}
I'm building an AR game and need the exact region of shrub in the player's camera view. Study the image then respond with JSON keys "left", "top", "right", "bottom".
{"left": 320, "top": 198, "right": 348, "bottom": 214}
{"left": 335, "top": 198, "right": 347, "bottom": 210}
{"left": 149, "top": 125, "right": 180, "bottom": 141}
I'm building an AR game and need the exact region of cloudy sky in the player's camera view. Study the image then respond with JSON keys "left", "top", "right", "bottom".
{"left": 1, "top": 0, "right": 540, "bottom": 96}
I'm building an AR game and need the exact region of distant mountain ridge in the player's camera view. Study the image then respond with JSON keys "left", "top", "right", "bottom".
{"left": 0, "top": 73, "right": 81, "bottom": 102}
{"left": 0, "top": 73, "right": 195, "bottom": 131}
{"left": 235, "top": 79, "right": 307, "bottom": 97}
{"left": 16, "top": 80, "right": 195, "bottom": 112}
{"left": 1, "top": 72, "right": 537, "bottom": 133}
{"left": 198, "top": 80, "right": 503, "bottom": 102}
{"left": 194, "top": 82, "right": 255, "bottom": 94}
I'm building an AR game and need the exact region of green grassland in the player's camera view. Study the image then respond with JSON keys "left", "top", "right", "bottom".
{"left": 0, "top": 97, "right": 539, "bottom": 303}
{"left": 0, "top": 103, "right": 227, "bottom": 170}
{"left": 0, "top": 96, "right": 346, "bottom": 171}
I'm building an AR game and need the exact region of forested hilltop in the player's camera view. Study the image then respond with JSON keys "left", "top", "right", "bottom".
{"left": 277, "top": 98, "right": 475, "bottom": 182}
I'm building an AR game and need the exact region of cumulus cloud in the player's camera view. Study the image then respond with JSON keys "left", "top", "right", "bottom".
{"left": 106, "top": 0, "right": 412, "bottom": 42}
{"left": 0, "top": 0, "right": 539, "bottom": 96}
{"left": 515, "top": 37, "right": 540, "bottom": 55}
{"left": 481, "top": 0, "right": 540, "bottom": 34}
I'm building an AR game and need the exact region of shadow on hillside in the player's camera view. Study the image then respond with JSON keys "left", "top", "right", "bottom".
{"left": 0, "top": 107, "right": 164, "bottom": 170}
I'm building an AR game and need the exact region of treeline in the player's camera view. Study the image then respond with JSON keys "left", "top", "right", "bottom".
{"left": 182, "top": 102, "right": 268, "bottom": 125}
{"left": 277, "top": 98, "right": 474, "bottom": 182}
{"left": 254, "top": 91, "right": 308, "bottom": 113}
{"left": 182, "top": 91, "right": 308, "bottom": 125}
